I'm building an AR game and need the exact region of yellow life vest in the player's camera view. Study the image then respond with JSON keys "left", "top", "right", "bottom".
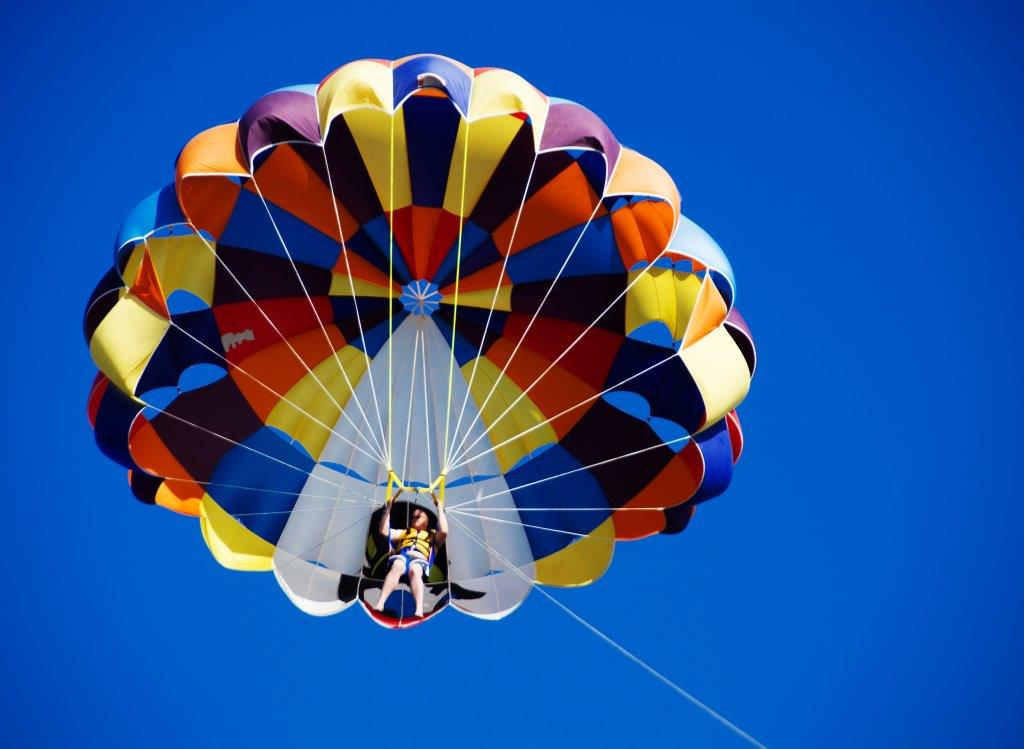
{"left": 395, "top": 528, "right": 434, "bottom": 558}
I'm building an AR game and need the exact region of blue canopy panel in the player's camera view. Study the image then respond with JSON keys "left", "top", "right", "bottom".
{"left": 403, "top": 92, "right": 461, "bottom": 207}
{"left": 504, "top": 443, "right": 611, "bottom": 562}
{"left": 135, "top": 307, "right": 225, "bottom": 394}
{"left": 217, "top": 185, "right": 342, "bottom": 270}
{"left": 431, "top": 221, "right": 492, "bottom": 286}
{"left": 84, "top": 267, "right": 126, "bottom": 341}
{"left": 690, "top": 418, "right": 736, "bottom": 505}
{"left": 328, "top": 297, "right": 407, "bottom": 357}
{"left": 430, "top": 306, "right": 509, "bottom": 367}
{"left": 503, "top": 213, "right": 625, "bottom": 284}
{"left": 208, "top": 426, "right": 316, "bottom": 544}
{"left": 604, "top": 338, "right": 705, "bottom": 434}
{"left": 114, "top": 184, "right": 186, "bottom": 267}
{"left": 89, "top": 376, "right": 143, "bottom": 471}
{"left": 359, "top": 214, "right": 415, "bottom": 283}
{"left": 393, "top": 56, "right": 472, "bottom": 115}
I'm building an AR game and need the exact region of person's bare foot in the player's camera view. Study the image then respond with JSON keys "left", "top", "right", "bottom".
{"left": 413, "top": 610, "right": 424, "bottom": 618}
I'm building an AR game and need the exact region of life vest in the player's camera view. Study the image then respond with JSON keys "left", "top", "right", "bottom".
{"left": 395, "top": 528, "right": 434, "bottom": 559}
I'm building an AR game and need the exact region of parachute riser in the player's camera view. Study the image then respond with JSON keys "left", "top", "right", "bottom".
{"left": 385, "top": 469, "right": 445, "bottom": 508}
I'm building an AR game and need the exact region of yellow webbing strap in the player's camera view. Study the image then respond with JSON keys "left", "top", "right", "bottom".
{"left": 386, "top": 469, "right": 406, "bottom": 504}
{"left": 387, "top": 101, "right": 395, "bottom": 466}
{"left": 442, "top": 125, "right": 470, "bottom": 468}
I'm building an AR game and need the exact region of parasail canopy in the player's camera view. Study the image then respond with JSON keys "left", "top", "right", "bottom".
{"left": 84, "top": 54, "right": 756, "bottom": 628}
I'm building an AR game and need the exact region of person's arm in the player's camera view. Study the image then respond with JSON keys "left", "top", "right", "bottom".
{"left": 378, "top": 500, "right": 392, "bottom": 537}
{"left": 434, "top": 493, "right": 448, "bottom": 546}
{"left": 379, "top": 490, "right": 404, "bottom": 542}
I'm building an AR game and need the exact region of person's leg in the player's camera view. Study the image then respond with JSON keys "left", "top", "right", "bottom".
{"left": 408, "top": 563, "right": 425, "bottom": 617}
{"left": 374, "top": 557, "right": 407, "bottom": 612}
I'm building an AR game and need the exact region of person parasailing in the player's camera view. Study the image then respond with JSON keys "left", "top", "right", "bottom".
{"left": 372, "top": 486, "right": 448, "bottom": 618}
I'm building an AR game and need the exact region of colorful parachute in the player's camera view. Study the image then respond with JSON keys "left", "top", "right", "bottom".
{"left": 84, "top": 55, "right": 756, "bottom": 627}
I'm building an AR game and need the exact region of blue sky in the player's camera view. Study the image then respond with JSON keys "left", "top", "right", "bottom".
{"left": 3, "top": 1, "right": 1022, "bottom": 746}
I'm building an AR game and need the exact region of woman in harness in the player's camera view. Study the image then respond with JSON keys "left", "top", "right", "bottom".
{"left": 372, "top": 491, "right": 448, "bottom": 618}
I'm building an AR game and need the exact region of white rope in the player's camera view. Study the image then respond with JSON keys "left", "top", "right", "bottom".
{"left": 449, "top": 508, "right": 612, "bottom": 541}
{"left": 400, "top": 324, "right": 422, "bottom": 479}
{"left": 137, "top": 397, "right": 351, "bottom": 491}
{"left": 182, "top": 225, "right": 388, "bottom": 465}
{"left": 352, "top": 464, "right": 386, "bottom": 612}
{"left": 134, "top": 396, "right": 387, "bottom": 568}
{"left": 157, "top": 475, "right": 378, "bottom": 509}
{"left": 249, "top": 179, "right": 389, "bottom": 461}
{"left": 455, "top": 506, "right": 669, "bottom": 513}
{"left": 305, "top": 413, "right": 363, "bottom": 599}
{"left": 447, "top": 433, "right": 690, "bottom": 512}
{"left": 443, "top": 198, "right": 605, "bottom": 473}
{"left": 450, "top": 347, "right": 680, "bottom": 472}
{"left": 164, "top": 317, "right": 385, "bottom": 466}
{"left": 318, "top": 147, "right": 392, "bottom": 465}
{"left": 146, "top": 233, "right": 387, "bottom": 465}
{"left": 419, "top": 316, "right": 437, "bottom": 482}
{"left": 439, "top": 114, "right": 470, "bottom": 476}
{"left": 447, "top": 514, "right": 764, "bottom": 748}
{"left": 230, "top": 504, "right": 377, "bottom": 518}
{"left": 275, "top": 497, "right": 385, "bottom": 572}
{"left": 442, "top": 153, "right": 539, "bottom": 469}
{"left": 447, "top": 248, "right": 674, "bottom": 470}
{"left": 388, "top": 105, "right": 396, "bottom": 469}
{"left": 133, "top": 395, "right": 390, "bottom": 519}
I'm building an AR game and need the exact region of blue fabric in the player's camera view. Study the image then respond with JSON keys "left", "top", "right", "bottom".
{"left": 208, "top": 426, "right": 314, "bottom": 543}
{"left": 403, "top": 95, "right": 461, "bottom": 207}
{"left": 627, "top": 321, "right": 677, "bottom": 347}
{"left": 392, "top": 55, "right": 472, "bottom": 115}
{"left": 177, "top": 363, "right": 227, "bottom": 392}
{"left": 605, "top": 339, "right": 704, "bottom": 433}
{"left": 431, "top": 220, "right": 491, "bottom": 285}
{"left": 667, "top": 214, "right": 735, "bottom": 295}
{"left": 218, "top": 189, "right": 341, "bottom": 269}
{"left": 360, "top": 214, "right": 414, "bottom": 282}
{"left": 134, "top": 308, "right": 224, "bottom": 394}
{"left": 271, "top": 83, "right": 317, "bottom": 96}
{"left": 504, "top": 214, "right": 624, "bottom": 283}
{"left": 389, "top": 550, "right": 431, "bottom": 574}
{"left": 691, "top": 419, "right": 734, "bottom": 503}
{"left": 114, "top": 184, "right": 185, "bottom": 261}
{"left": 505, "top": 444, "right": 610, "bottom": 561}
{"left": 92, "top": 384, "right": 143, "bottom": 470}
{"left": 429, "top": 315, "right": 485, "bottom": 366}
